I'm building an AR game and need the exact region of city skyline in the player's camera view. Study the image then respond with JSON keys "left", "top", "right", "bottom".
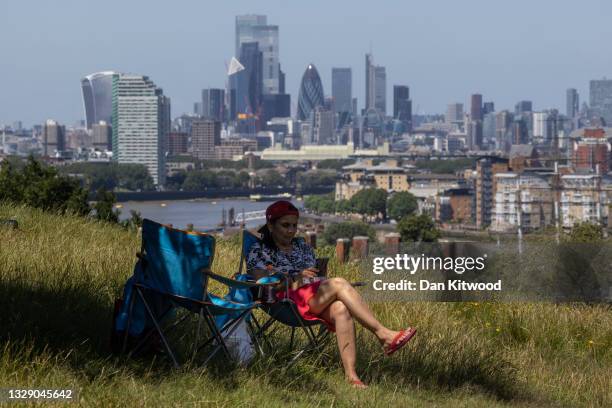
{"left": 2, "top": 0, "right": 612, "bottom": 126}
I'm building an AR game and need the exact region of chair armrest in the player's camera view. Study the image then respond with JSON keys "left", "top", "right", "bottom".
{"left": 202, "top": 269, "right": 280, "bottom": 288}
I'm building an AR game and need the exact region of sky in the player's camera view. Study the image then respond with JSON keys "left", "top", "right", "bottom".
{"left": 2, "top": 0, "right": 612, "bottom": 127}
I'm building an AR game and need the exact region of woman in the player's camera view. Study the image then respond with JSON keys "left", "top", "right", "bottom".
{"left": 247, "top": 200, "right": 416, "bottom": 388}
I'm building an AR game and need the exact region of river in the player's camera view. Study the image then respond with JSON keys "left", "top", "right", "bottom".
{"left": 116, "top": 198, "right": 305, "bottom": 231}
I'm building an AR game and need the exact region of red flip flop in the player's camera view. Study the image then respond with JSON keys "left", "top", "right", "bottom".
{"left": 385, "top": 327, "right": 417, "bottom": 356}
{"left": 349, "top": 379, "right": 368, "bottom": 389}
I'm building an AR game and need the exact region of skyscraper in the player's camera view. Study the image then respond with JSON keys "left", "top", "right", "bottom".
{"left": 235, "top": 15, "right": 280, "bottom": 95}
{"left": 297, "top": 64, "right": 324, "bottom": 121}
{"left": 589, "top": 79, "right": 612, "bottom": 124}
{"left": 43, "top": 119, "right": 65, "bottom": 156}
{"left": 231, "top": 42, "right": 263, "bottom": 117}
{"left": 365, "top": 53, "right": 386, "bottom": 114}
{"left": 515, "top": 100, "right": 533, "bottom": 115}
{"left": 365, "top": 54, "right": 375, "bottom": 111}
{"left": 393, "top": 85, "right": 412, "bottom": 130}
{"left": 81, "top": 71, "right": 117, "bottom": 129}
{"left": 470, "top": 94, "right": 483, "bottom": 121}
{"left": 332, "top": 68, "right": 352, "bottom": 114}
{"left": 202, "top": 89, "right": 225, "bottom": 122}
{"left": 112, "top": 73, "right": 167, "bottom": 186}
{"left": 483, "top": 102, "right": 495, "bottom": 115}
{"left": 374, "top": 66, "right": 386, "bottom": 114}
{"left": 566, "top": 88, "right": 579, "bottom": 119}
{"left": 446, "top": 103, "right": 464, "bottom": 124}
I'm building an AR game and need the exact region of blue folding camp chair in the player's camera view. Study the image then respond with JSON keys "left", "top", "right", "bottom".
{"left": 237, "top": 229, "right": 331, "bottom": 364}
{"left": 114, "top": 219, "right": 274, "bottom": 367}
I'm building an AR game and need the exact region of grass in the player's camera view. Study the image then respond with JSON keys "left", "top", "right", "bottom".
{"left": 0, "top": 202, "right": 611, "bottom": 407}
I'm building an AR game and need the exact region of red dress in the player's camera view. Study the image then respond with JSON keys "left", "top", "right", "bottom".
{"left": 276, "top": 280, "right": 335, "bottom": 331}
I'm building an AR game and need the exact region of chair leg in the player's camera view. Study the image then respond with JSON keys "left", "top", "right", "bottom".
{"left": 136, "top": 288, "right": 180, "bottom": 368}
{"left": 192, "top": 308, "right": 204, "bottom": 360}
{"left": 289, "top": 327, "right": 295, "bottom": 351}
{"left": 121, "top": 291, "right": 136, "bottom": 354}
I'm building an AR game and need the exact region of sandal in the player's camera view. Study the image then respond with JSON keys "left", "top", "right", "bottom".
{"left": 384, "top": 327, "right": 417, "bottom": 356}
{"left": 349, "top": 379, "right": 368, "bottom": 389}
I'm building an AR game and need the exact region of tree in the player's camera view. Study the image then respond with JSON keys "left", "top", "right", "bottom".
{"left": 0, "top": 156, "right": 90, "bottom": 216}
{"left": 182, "top": 170, "right": 219, "bottom": 191}
{"left": 568, "top": 222, "right": 604, "bottom": 243}
{"left": 387, "top": 191, "right": 418, "bottom": 221}
{"left": 397, "top": 214, "right": 441, "bottom": 242}
{"left": 316, "top": 159, "right": 355, "bottom": 171}
{"left": 335, "top": 199, "right": 353, "bottom": 214}
{"left": 322, "top": 221, "right": 376, "bottom": 245}
{"left": 350, "top": 188, "right": 388, "bottom": 218}
{"left": 297, "top": 170, "right": 337, "bottom": 189}
{"left": 93, "top": 188, "right": 120, "bottom": 223}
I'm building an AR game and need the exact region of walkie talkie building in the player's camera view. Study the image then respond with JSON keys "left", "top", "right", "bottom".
{"left": 81, "top": 71, "right": 117, "bottom": 129}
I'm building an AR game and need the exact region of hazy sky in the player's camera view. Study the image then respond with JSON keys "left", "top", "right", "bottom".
{"left": 2, "top": 0, "right": 612, "bottom": 127}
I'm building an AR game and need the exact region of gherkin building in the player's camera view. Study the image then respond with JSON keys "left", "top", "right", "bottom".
{"left": 297, "top": 64, "right": 324, "bottom": 121}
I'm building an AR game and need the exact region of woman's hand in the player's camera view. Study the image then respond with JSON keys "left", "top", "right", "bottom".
{"left": 299, "top": 267, "right": 319, "bottom": 279}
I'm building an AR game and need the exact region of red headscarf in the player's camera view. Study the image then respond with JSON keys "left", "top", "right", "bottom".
{"left": 266, "top": 200, "right": 299, "bottom": 223}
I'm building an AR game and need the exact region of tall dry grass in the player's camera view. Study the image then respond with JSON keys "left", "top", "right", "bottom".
{"left": 0, "top": 202, "right": 610, "bottom": 407}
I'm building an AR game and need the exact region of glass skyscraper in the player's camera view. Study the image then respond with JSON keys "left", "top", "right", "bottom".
{"left": 297, "top": 64, "right": 324, "bottom": 121}
{"left": 230, "top": 42, "right": 263, "bottom": 117}
{"left": 81, "top": 71, "right": 117, "bottom": 129}
{"left": 332, "top": 68, "right": 352, "bottom": 114}
{"left": 235, "top": 15, "right": 280, "bottom": 95}
{"left": 589, "top": 79, "right": 612, "bottom": 124}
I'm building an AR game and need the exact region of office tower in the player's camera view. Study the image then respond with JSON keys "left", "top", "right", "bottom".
{"left": 483, "top": 102, "right": 495, "bottom": 115}
{"left": 312, "top": 107, "right": 335, "bottom": 144}
{"left": 495, "top": 110, "right": 513, "bottom": 151}
{"left": 446, "top": 103, "right": 464, "bottom": 124}
{"left": 483, "top": 112, "right": 496, "bottom": 146}
{"left": 227, "top": 57, "right": 245, "bottom": 120}
{"left": 297, "top": 64, "right": 324, "bottom": 121}
{"left": 191, "top": 119, "right": 221, "bottom": 160}
{"left": 566, "top": 88, "right": 579, "bottom": 119}
{"left": 159, "top": 95, "right": 172, "bottom": 156}
{"left": 515, "top": 100, "right": 533, "bottom": 115}
{"left": 168, "top": 132, "right": 188, "bottom": 156}
{"left": 193, "top": 102, "right": 203, "bottom": 116}
{"left": 374, "top": 66, "right": 386, "bottom": 114}
{"left": 365, "top": 53, "right": 375, "bottom": 110}
{"left": 332, "top": 68, "right": 352, "bottom": 114}
{"left": 393, "top": 85, "right": 412, "bottom": 130}
{"left": 230, "top": 42, "right": 263, "bottom": 118}
{"left": 532, "top": 110, "right": 558, "bottom": 146}
{"left": 470, "top": 94, "right": 483, "bottom": 121}
{"left": 112, "top": 73, "right": 167, "bottom": 186}
{"left": 235, "top": 15, "right": 280, "bottom": 95}
{"left": 352, "top": 98, "right": 358, "bottom": 118}
{"left": 81, "top": 71, "right": 117, "bottom": 129}
{"left": 202, "top": 89, "right": 225, "bottom": 122}
{"left": 589, "top": 79, "right": 612, "bottom": 124}
{"left": 92, "top": 121, "right": 112, "bottom": 151}
{"left": 43, "top": 119, "right": 65, "bottom": 156}
{"left": 261, "top": 94, "right": 290, "bottom": 126}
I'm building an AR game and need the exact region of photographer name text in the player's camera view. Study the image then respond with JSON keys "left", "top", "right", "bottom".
{"left": 372, "top": 279, "right": 502, "bottom": 291}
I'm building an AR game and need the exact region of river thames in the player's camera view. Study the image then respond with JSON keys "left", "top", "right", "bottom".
{"left": 116, "top": 198, "right": 304, "bottom": 231}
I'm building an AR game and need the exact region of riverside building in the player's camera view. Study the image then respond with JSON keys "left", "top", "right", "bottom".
{"left": 112, "top": 73, "right": 169, "bottom": 186}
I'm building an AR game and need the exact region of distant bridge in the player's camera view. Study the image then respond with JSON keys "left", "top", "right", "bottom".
{"left": 235, "top": 210, "right": 266, "bottom": 223}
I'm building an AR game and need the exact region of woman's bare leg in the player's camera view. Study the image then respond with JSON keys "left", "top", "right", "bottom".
{"left": 309, "top": 278, "right": 400, "bottom": 347}
{"left": 320, "top": 301, "right": 365, "bottom": 386}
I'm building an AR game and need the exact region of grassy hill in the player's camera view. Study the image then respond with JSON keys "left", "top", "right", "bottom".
{"left": 0, "top": 203, "right": 610, "bottom": 407}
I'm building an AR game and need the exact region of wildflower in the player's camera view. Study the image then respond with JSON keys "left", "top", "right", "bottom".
{"left": 495, "top": 328, "right": 501, "bottom": 332}
{"left": 485, "top": 322, "right": 491, "bottom": 327}
{"left": 588, "top": 340, "right": 594, "bottom": 345}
